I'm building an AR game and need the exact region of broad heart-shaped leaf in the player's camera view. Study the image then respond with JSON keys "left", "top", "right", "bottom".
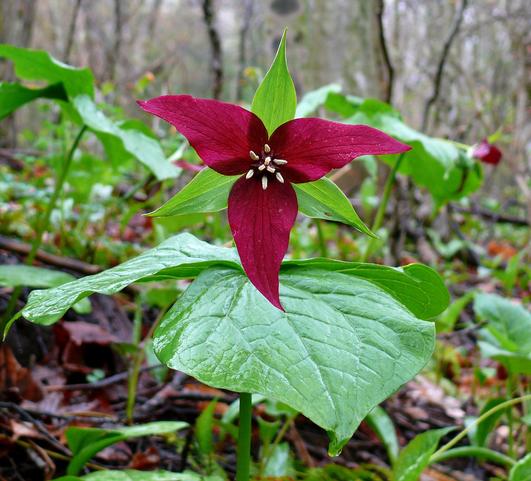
{"left": 0, "top": 265, "right": 90, "bottom": 314}
{"left": 153, "top": 267, "right": 437, "bottom": 454}
{"left": 148, "top": 168, "right": 238, "bottom": 217}
{"left": 474, "top": 293, "right": 531, "bottom": 374}
{"left": 251, "top": 30, "right": 296, "bottom": 135}
{"left": 73, "top": 95, "right": 180, "bottom": 181}
{"left": 294, "top": 178, "right": 374, "bottom": 236}
{"left": 0, "top": 44, "right": 94, "bottom": 98}
{"left": 53, "top": 470, "right": 213, "bottom": 481}
{"left": 21, "top": 234, "right": 240, "bottom": 326}
{"left": 393, "top": 427, "right": 454, "bottom": 481}
{"left": 325, "top": 94, "right": 482, "bottom": 204}
{"left": 509, "top": 453, "right": 531, "bottom": 481}
{"left": 0, "top": 82, "right": 67, "bottom": 120}
{"left": 66, "top": 422, "right": 187, "bottom": 475}
{"left": 21, "top": 234, "right": 448, "bottom": 327}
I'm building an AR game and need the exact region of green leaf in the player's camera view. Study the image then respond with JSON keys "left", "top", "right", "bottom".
{"left": 21, "top": 234, "right": 240, "bottom": 326}
{"left": 393, "top": 427, "right": 454, "bottom": 481}
{"left": 153, "top": 267, "right": 436, "bottom": 455}
{"left": 510, "top": 453, "right": 531, "bottom": 481}
{"left": 474, "top": 293, "right": 531, "bottom": 374}
{"left": 0, "top": 265, "right": 90, "bottom": 314}
{"left": 66, "top": 422, "right": 187, "bottom": 475}
{"left": 365, "top": 406, "right": 399, "bottom": 464}
{"left": 263, "top": 443, "right": 295, "bottom": 477}
{"left": 468, "top": 398, "right": 508, "bottom": 447}
{"left": 251, "top": 30, "right": 296, "bottom": 134}
{"left": 436, "top": 291, "right": 475, "bottom": 333}
{"left": 0, "top": 44, "right": 94, "bottom": 98}
{"left": 148, "top": 168, "right": 238, "bottom": 217}
{"left": 0, "top": 81, "right": 67, "bottom": 120}
{"left": 294, "top": 177, "right": 374, "bottom": 236}
{"left": 195, "top": 399, "right": 217, "bottom": 455}
{"left": 54, "top": 470, "right": 217, "bottom": 481}
{"left": 295, "top": 83, "right": 341, "bottom": 118}
{"left": 73, "top": 95, "right": 179, "bottom": 181}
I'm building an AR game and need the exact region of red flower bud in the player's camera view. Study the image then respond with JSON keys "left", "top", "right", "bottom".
{"left": 472, "top": 139, "right": 502, "bottom": 165}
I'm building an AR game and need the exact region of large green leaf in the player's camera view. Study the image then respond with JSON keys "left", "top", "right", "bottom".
{"left": 393, "top": 427, "right": 454, "bottom": 481}
{"left": 73, "top": 95, "right": 179, "bottom": 181}
{"left": 66, "top": 422, "right": 187, "bottom": 476}
{"left": 0, "top": 265, "right": 90, "bottom": 314}
{"left": 0, "top": 44, "right": 94, "bottom": 98}
{"left": 295, "top": 83, "right": 341, "bottom": 118}
{"left": 251, "top": 30, "right": 296, "bottom": 134}
{"left": 148, "top": 168, "right": 238, "bottom": 217}
{"left": 153, "top": 267, "right": 436, "bottom": 454}
{"left": 21, "top": 234, "right": 240, "bottom": 326}
{"left": 0, "top": 81, "right": 67, "bottom": 120}
{"left": 325, "top": 95, "right": 482, "bottom": 204}
{"left": 474, "top": 293, "right": 531, "bottom": 374}
{"left": 510, "top": 453, "right": 531, "bottom": 481}
{"left": 21, "top": 235, "right": 447, "bottom": 326}
{"left": 294, "top": 177, "right": 374, "bottom": 236}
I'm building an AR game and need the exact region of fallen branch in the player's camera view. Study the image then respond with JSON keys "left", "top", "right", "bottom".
{"left": 450, "top": 203, "right": 529, "bottom": 226}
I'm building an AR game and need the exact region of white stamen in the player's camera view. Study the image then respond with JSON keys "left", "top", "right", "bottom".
{"left": 245, "top": 169, "right": 254, "bottom": 179}
{"left": 264, "top": 156, "right": 271, "bottom": 165}
{"left": 262, "top": 175, "right": 268, "bottom": 190}
{"left": 264, "top": 144, "right": 271, "bottom": 153}
{"left": 276, "top": 172, "right": 284, "bottom": 183}
{"left": 266, "top": 165, "right": 276, "bottom": 173}
{"left": 249, "top": 150, "right": 259, "bottom": 161}
{"left": 273, "top": 158, "right": 288, "bottom": 165}
{"left": 258, "top": 164, "right": 266, "bottom": 171}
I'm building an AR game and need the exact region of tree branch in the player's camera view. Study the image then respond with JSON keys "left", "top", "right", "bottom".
{"left": 201, "top": 0, "right": 223, "bottom": 99}
{"left": 375, "top": 0, "right": 394, "bottom": 104}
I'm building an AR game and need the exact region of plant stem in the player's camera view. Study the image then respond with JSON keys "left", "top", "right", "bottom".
{"left": 1, "top": 125, "right": 87, "bottom": 329}
{"left": 236, "top": 392, "right": 252, "bottom": 481}
{"left": 315, "top": 220, "right": 328, "bottom": 257}
{"left": 361, "top": 154, "right": 404, "bottom": 262}
{"left": 430, "top": 446, "right": 515, "bottom": 467}
{"left": 430, "top": 394, "right": 531, "bottom": 461}
{"left": 126, "top": 307, "right": 144, "bottom": 423}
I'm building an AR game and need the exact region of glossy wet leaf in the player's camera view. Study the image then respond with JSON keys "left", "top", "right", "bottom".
{"left": 394, "top": 427, "right": 454, "bottom": 481}
{"left": 153, "top": 267, "right": 437, "bottom": 454}
{"left": 148, "top": 168, "right": 238, "bottom": 217}
{"left": 54, "top": 470, "right": 218, "bottom": 481}
{"left": 294, "top": 177, "right": 374, "bottom": 236}
{"left": 251, "top": 30, "right": 296, "bottom": 134}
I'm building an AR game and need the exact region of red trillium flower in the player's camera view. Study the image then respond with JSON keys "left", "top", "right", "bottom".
{"left": 472, "top": 139, "right": 502, "bottom": 165}
{"left": 138, "top": 95, "right": 411, "bottom": 310}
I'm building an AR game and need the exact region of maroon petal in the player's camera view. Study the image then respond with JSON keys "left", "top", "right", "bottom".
{"left": 472, "top": 139, "right": 502, "bottom": 165}
{"left": 228, "top": 176, "right": 298, "bottom": 310}
{"left": 138, "top": 95, "right": 268, "bottom": 175}
{"left": 269, "top": 118, "right": 411, "bottom": 182}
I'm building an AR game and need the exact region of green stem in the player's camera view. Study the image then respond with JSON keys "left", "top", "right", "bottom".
{"left": 430, "top": 394, "right": 531, "bottom": 462}
{"left": 1, "top": 125, "right": 87, "bottom": 329}
{"left": 126, "top": 307, "right": 144, "bottom": 423}
{"left": 236, "top": 392, "right": 252, "bottom": 481}
{"left": 361, "top": 154, "right": 404, "bottom": 262}
{"left": 430, "top": 446, "right": 515, "bottom": 467}
{"left": 315, "top": 220, "right": 328, "bottom": 257}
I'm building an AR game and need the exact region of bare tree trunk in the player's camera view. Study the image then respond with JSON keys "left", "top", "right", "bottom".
{"left": 421, "top": 0, "right": 468, "bottom": 131}
{"left": 109, "top": 0, "right": 123, "bottom": 82}
{"left": 235, "top": 0, "right": 253, "bottom": 101}
{"left": 201, "top": 0, "right": 223, "bottom": 99}
{"left": 63, "top": 0, "right": 83, "bottom": 63}
{"left": 375, "top": 0, "right": 394, "bottom": 104}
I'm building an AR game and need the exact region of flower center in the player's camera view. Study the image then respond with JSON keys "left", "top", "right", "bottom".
{"left": 246, "top": 144, "right": 288, "bottom": 190}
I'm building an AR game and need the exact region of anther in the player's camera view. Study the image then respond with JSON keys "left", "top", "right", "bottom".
{"left": 266, "top": 165, "right": 276, "bottom": 173}
{"left": 245, "top": 169, "right": 254, "bottom": 179}
{"left": 276, "top": 172, "right": 284, "bottom": 183}
{"left": 264, "top": 144, "right": 271, "bottom": 153}
{"left": 262, "top": 176, "right": 268, "bottom": 190}
{"left": 273, "top": 159, "right": 288, "bottom": 165}
{"left": 258, "top": 164, "right": 266, "bottom": 171}
{"left": 249, "top": 151, "right": 259, "bottom": 161}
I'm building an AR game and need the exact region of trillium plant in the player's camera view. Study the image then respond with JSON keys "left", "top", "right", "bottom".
{"left": 18, "top": 32, "right": 450, "bottom": 481}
